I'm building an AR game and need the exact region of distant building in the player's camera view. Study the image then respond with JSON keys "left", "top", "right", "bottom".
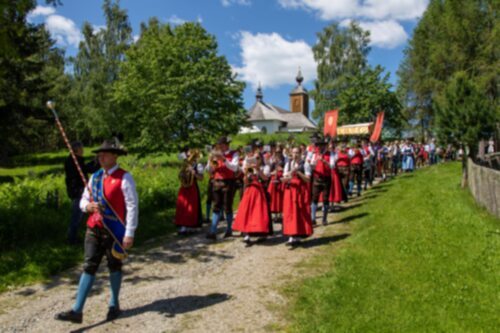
{"left": 241, "top": 69, "right": 317, "bottom": 134}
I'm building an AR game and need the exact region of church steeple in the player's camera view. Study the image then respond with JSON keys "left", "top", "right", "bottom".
{"left": 256, "top": 82, "right": 263, "bottom": 102}
{"left": 289, "top": 67, "right": 309, "bottom": 118}
{"left": 296, "top": 66, "right": 304, "bottom": 86}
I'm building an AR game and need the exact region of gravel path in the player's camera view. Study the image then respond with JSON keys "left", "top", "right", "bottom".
{"left": 0, "top": 202, "right": 358, "bottom": 333}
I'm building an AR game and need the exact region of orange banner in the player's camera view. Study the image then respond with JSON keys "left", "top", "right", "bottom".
{"left": 323, "top": 110, "right": 339, "bottom": 138}
{"left": 369, "top": 111, "right": 385, "bottom": 143}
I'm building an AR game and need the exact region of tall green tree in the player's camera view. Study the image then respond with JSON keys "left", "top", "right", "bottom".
{"left": 435, "top": 71, "right": 497, "bottom": 153}
{"left": 311, "top": 22, "right": 402, "bottom": 131}
{"left": 68, "top": 0, "right": 131, "bottom": 140}
{"left": 0, "top": 0, "right": 67, "bottom": 160}
{"left": 311, "top": 22, "right": 370, "bottom": 124}
{"left": 113, "top": 19, "right": 247, "bottom": 152}
{"left": 337, "top": 65, "right": 403, "bottom": 132}
{"left": 397, "top": 0, "right": 499, "bottom": 140}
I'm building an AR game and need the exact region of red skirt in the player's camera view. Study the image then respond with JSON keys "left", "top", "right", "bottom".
{"left": 267, "top": 173, "right": 284, "bottom": 213}
{"left": 233, "top": 180, "right": 271, "bottom": 234}
{"left": 174, "top": 182, "right": 202, "bottom": 227}
{"left": 331, "top": 168, "right": 347, "bottom": 203}
{"left": 283, "top": 177, "right": 313, "bottom": 237}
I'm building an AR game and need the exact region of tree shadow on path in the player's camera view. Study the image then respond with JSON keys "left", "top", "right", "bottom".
{"left": 70, "top": 293, "right": 231, "bottom": 333}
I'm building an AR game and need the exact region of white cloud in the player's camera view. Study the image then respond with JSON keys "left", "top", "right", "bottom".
{"left": 222, "top": 0, "right": 252, "bottom": 7}
{"left": 133, "top": 35, "right": 140, "bottom": 43}
{"left": 92, "top": 25, "right": 106, "bottom": 33}
{"left": 27, "top": 5, "right": 56, "bottom": 20}
{"left": 341, "top": 19, "right": 408, "bottom": 49}
{"left": 167, "top": 15, "right": 187, "bottom": 25}
{"left": 45, "top": 15, "right": 82, "bottom": 47}
{"left": 278, "top": 0, "right": 428, "bottom": 21}
{"left": 27, "top": 6, "right": 82, "bottom": 48}
{"left": 232, "top": 31, "right": 316, "bottom": 89}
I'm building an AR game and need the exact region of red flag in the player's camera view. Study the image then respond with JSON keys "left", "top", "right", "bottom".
{"left": 370, "top": 111, "right": 385, "bottom": 143}
{"left": 323, "top": 110, "right": 339, "bottom": 137}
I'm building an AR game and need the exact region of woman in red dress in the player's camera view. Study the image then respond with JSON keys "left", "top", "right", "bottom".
{"left": 233, "top": 151, "right": 272, "bottom": 245}
{"left": 267, "top": 151, "right": 285, "bottom": 222}
{"left": 174, "top": 148, "right": 204, "bottom": 235}
{"left": 282, "top": 147, "right": 313, "bottom": 246}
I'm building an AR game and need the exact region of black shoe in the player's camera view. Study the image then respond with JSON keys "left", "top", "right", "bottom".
{"left": 223, "top": 230, "right": 233, "bottom": 238}
{"left": 322, "top": 220, "right": 328, "bottom": 226}
{"left": 206, "top": 233, "right": 217, "bottom": 240}
{"left": 106, "top": 306, "right": 121, "bottom": 321}
{"left": 55, "top": 310, "right": 82, "bottom": 324}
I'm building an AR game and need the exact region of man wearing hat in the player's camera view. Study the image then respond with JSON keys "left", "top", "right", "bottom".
{"left": 206, "top": 136, "right": 239, "bottom": 240}
{"left": 56, "top": 139, "right": 138, "bottom": 323}
{"left": 309, "top": 136, "right": 335, "bottom": 225}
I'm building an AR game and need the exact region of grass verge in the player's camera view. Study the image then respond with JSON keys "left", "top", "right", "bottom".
{"left": 286, "top": 162, "right": 500, "bottom": 332}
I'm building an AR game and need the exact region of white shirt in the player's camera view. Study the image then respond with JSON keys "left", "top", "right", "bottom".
{"left": 309, "top": 151, "right": 335, "bottom": 169}
{"left": 205, "top": 150, "right": 240, "bottom": 173}
{"left": 284, "top": 160, "right": 312, "bottom": 177}
{"left": 80, "top": 164, "right": 139, "bottom": 238}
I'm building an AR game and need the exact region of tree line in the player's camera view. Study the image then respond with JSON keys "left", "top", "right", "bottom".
{"left": 1, "top": 0, "right": 497, "bottom": 161}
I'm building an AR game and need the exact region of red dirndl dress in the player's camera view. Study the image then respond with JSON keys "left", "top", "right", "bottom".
{"left": 233, "top": 175, "right": 272, "bottom": 235}
{"left": 283, "top": 175, "right": 313, "bottom": 237}
{"left": 267, "top": 170, "right": 284, "bottom": 213}
{"left": 174, "top": 181, "right": 202, "bottom": 227}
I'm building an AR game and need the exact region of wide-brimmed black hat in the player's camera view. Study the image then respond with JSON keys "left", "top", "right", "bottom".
{"left": 311, "top": 136, "right": 327, "bottom": 145}
{"left": 92, "top": 139, "right": 128, "bottom": 155}
{"left": 217, "top": 136, "right": 231, "bottom": 145}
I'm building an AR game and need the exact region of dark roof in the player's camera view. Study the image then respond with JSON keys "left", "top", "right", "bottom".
{"left": 247, "top": 101, "right": 287, "bottom": 122}
{"left": 247, "top": 100, "right": 316, "bottom": 130}
{"left": 277, "top": 109, "right": 316, "bottom": 130}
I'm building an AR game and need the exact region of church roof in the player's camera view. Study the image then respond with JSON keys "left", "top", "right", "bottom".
{"left": 278, "top": 110, "right": 316, "bottom": 130}
{"left": 247, "top": 100, "right": 287, "bottom": 123}
{"left": 247, "top": 100, "right": 316, "bottom": 130}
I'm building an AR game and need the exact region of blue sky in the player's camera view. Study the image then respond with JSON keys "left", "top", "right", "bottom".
{"left": 30, "top": 0, "right": 428, "bottom": 110}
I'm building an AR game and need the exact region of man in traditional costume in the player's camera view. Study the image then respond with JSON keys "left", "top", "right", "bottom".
{"left": 348, "top": 142, "right": 364, "bottom": 197}
{"left": 206, "top": 136, "right": 239, "bottom": 240}
{"left": 335, "top": 143, "right": 351, "bottom": 203}
{"left": 309, "top": 136, "right": 335, "bottom": 226}
{"left": 56, "top": 139, "right": 138, "bottom": 323}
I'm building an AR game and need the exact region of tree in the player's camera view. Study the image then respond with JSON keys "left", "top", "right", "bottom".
{"left": 68, "top": 0, "right": 132, "bottom": 140}
{"left": 435, "top": 71, "right": 498, "bottom": 185}
{"left": 0, "top": 0, "right": 68, "bottom": 159}
{"left": 311, "top": 22, "right": 403, "bottom": 131}
{"left": 113, "top": 19, "right": 247, "bottom": 152}
{"left": 311, "top": 22, "right": 370, "bottom": 125}
{"left": 337, "top": 65, "right": 403, "bottom": 132}
{"left": 397, "top": 0, "right": 499, "bottom": 140}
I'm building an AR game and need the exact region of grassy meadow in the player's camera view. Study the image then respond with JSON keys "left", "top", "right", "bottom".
{"left": 286, "top": 162, "right": 500, "bottom": 332}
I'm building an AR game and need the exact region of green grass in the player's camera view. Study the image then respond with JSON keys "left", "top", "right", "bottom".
{"left": 287, "top": 163, "right": 500, "bottom": 333}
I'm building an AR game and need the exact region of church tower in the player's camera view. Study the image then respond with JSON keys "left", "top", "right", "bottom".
{"left": 289, "top": 67, "right": 309, "bottom": 118}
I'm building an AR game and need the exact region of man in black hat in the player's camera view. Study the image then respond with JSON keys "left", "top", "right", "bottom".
{"left": 309, "top": 136, "right": 335, "bottom": 225}
{"left": 56, "top": 139, "right": 138, "bottom": 323}
{"left": 206, "top": 136, "right": 239, "bottom": 240}
{"left": 64, "top": 141, "right": 99, "bottom": 245}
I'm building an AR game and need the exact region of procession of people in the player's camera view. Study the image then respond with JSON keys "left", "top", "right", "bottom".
{"left": 56, "top": 133, "right": 449, "bottom": 324}
{"left": 172, "top": 134, "right": 445, "bottom": 246}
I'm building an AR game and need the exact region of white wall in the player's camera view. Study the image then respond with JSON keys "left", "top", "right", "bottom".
{"left": 252, "top": 120, "right": 284, "bottom": 134}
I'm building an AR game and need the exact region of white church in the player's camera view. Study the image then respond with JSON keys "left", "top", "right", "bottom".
{"left": 241, "top": 69, "right": 317, "bottom": 134}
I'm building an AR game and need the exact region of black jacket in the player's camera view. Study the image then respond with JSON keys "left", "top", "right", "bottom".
{"left": 64, "top": 155, "right": 100, "bottom": 199}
